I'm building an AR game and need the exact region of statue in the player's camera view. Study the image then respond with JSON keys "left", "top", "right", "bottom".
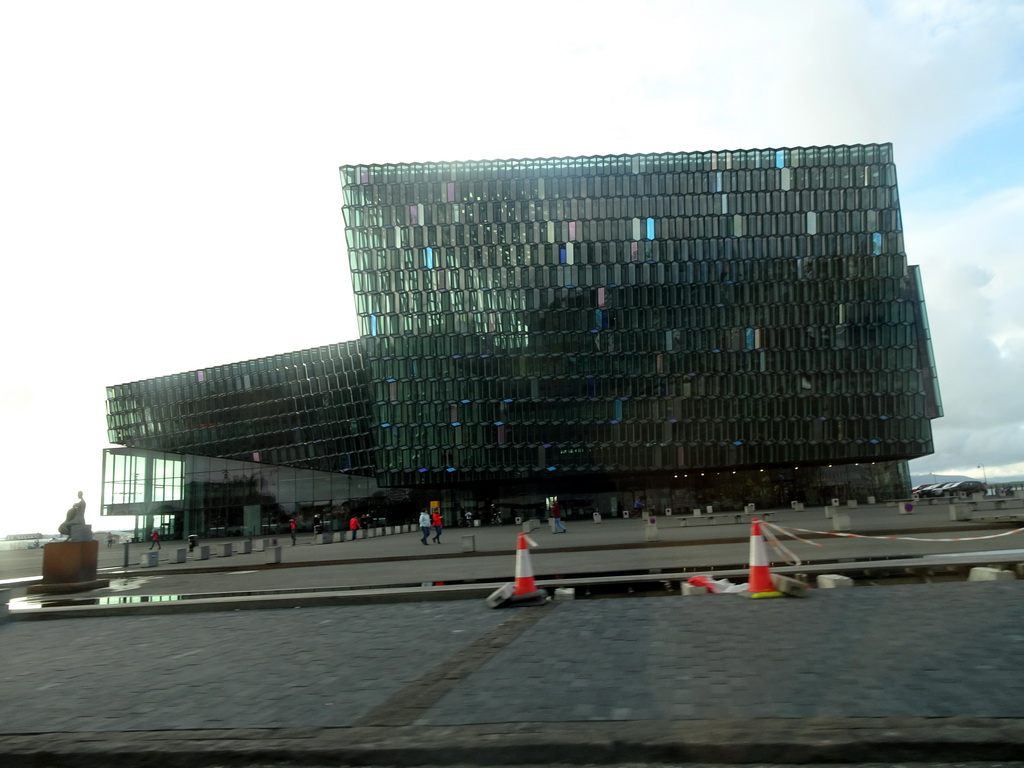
{"left": 58, "top": 491, "right": 92, "bottom": 541}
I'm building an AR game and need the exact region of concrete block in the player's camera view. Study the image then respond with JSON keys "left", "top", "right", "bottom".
{"left": 816, "top": 574, "right": 854, "bottom": 588}
{"left": 824, "top": 506, "right": 835, "bottom": 518}
{"left": 486, "top": 582, "right": 515, "bottom": 609}
{"left": 592, "top": 512, "right": 602, "bottom": 523}
{"left": 461, "top": 534, "right": 475, "bottom": 553}
{"left": 831, "top": 513, "right": 850, "bottom": 531}
{"left": 846, "top": 499, "right": 858, "bottom": 508}
{"left": 552, "top": 587, "right": 575, "bottom": 601}
{"left": 171, "top": 548, "right": 187, "bottom": 564}
{"left": 771, "top": 574, "right": 809, "bottom": 597}
{"left": 644, "top": 519, "right": 659, "bottom": 542}
{"left": 0, "top": 588, "right": 9, "bottom": 624}
{"left": 265, "top": 546, "right": 282, "bottom": 564}
{"left": 139, "top": 551, "right": 159, "bottom": 568}
{"left": 790, "top": 501, "right": 804, "bottom": 511}
{"left": 235, "top": 540, "right": 252, "bottom": 555}
{"left": 867, "top": 496, "right": 876, "bottom": 504}
{"left": 193, "top": 545, "right": 210, "bottom": 561}
{"left": 681, "top": 584, "right": 709, "bottom": 595}
{"left": 744, "top": 503, "right": 756, "bottom": 514}
{"left": 968, "top": 566, "right": 1016, "bottom": 582}
{"left": 219, "top": 543, "right": 232, "bottom": 557}
{"left": 949, "top": 504, "right": 971, "bottom": 521}
{"left": 705, "top": 505, "right": 714, "bottom": 515}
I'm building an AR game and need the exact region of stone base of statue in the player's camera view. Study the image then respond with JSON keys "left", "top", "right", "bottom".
{"left": 27, "top": 539, "right": 110, "bottom": 595}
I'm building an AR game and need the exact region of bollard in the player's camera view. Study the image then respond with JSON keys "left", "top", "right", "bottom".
{"left": 644, "top": 518, "right": 659, "bottom": 542}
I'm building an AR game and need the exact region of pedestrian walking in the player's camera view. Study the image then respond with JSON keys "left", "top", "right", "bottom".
{"left": 418, "top": 509, "right": 431, "bottom": 545}
{"left": 349, "top": 514, "right": 361, "bottom": 541}
{"left": 431, "top": 510, "right": 443, "bottom": 543}
{"left": 149, "top": 530, "right": 161, "bottom": 550}
{"left": 551, "top": 500, "right": 567, "bottom": 533}
{"left": 289, "top": 518, "right": 297, "bottom": 546}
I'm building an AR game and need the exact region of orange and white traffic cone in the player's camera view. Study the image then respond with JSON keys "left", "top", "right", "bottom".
{"left": 745, "top": 518, "right": 784, "bottom": 599}
{"left": 509, "top": 532, "right": 547, "bottom": 606}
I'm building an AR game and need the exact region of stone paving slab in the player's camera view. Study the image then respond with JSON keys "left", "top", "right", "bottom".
{"left": 3, "top": 581, "right": 1024, "bottom": 767}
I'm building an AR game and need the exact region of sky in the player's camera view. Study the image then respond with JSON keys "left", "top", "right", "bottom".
{"left": 2, "top": 0, "right": 1023, "bottom": 535}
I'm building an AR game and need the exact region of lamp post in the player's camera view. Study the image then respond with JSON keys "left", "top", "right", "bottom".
{"left": 977, "top": 464, "right": 988, "bottom": 485}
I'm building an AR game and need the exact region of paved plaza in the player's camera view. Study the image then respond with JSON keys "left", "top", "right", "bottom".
{"left": 2, "top": 503, "right": 1024, "bottom": 765}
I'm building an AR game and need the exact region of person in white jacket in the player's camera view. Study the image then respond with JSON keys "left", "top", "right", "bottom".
{"left": 418, "top": 510, "right": 432, "bottom": 546}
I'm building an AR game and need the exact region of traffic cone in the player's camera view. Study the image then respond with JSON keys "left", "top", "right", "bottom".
{"left": 745, "top": 518, "right": 784, "bottom": 599}
{"left": 509, "top": 532, "right": 547, "bottom": 606}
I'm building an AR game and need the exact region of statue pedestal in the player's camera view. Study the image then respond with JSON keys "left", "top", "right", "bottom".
{"left": 27, "top": 541, "right": 110, "bottom": 594}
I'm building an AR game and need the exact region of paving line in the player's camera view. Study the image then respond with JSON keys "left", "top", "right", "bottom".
{"left": 353, "top": 603, "right": 555, "bottom": 727}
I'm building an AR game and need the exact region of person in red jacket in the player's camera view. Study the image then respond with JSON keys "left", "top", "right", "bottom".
{"left": 289, "top": 518, "right": 297, "bottom": 546}
{"left": 349, "top": 514, "right": 360, "bottom": 541}
{"left": 431, "top": 510, "right": 443, "bottom": 543}
{"left": 149, "top": 529, "right": 161, "bottom": 550}
{"left": 550, "top": 500, "right": 566, "bottom": 534}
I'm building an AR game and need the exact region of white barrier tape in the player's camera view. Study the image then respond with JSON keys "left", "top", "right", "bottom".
{"left": 766, "top": 523, "right": 1024, "bottom": 544}
{"left": 760, "top": 522, "right": 814, "bottom": 567}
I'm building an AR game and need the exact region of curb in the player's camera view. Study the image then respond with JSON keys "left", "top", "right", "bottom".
{"left": 2, "top": 719, "right": 1024, "bottom": 766}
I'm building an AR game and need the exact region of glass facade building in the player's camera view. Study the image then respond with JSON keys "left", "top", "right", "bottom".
{"left": 106, "top": 145, "right": 941, "bottom": 532}
{"left": 339, "top": 145, "right": 939, "bottom": 507}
